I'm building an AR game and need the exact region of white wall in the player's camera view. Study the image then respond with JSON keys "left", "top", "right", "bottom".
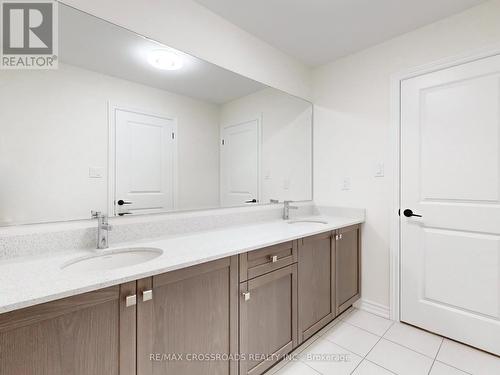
{"left": 219, "top": 88, "right": 313, "bottom": 204}
{"left": 312, "top": 0, "right": 500, "bottom": 310}
{"left": 60, "top": 0, "right": 311, "bottom": 100}
{"left": 0, "top": 63, "right": 220, "bottom": 225}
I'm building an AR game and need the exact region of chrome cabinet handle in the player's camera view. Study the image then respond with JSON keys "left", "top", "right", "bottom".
{"left": 125, "top": 294, "right": 137, "bottom": 307}
{"left": 269, "top": 255, "right": 278, "bottom": 263}
{"left": 242, "top": 292, "right": 251, "bottom": 301}
{"left": 142, "top": 289, "right": 153, "bottom": 302}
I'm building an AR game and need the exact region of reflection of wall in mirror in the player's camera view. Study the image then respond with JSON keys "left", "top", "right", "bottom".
{"left": 0, "top": 63, "right": 220, "bottom": 225}
{"left": 220, "top": 88, "right": 313, "bottom": 205}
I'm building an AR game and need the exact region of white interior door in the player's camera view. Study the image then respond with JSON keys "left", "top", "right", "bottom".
{"left": 401, "top": 54, "right": 500, "bottom": 355}
{"left": 114, "top": 108, "right": 176, "bottom": 215}
{"left": 220, "top": 119, "right": 260, "bottom": 207}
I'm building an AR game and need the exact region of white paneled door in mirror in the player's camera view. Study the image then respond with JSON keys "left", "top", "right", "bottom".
{"left": 220, "top": 119, "right": 260, "bottom": 207}
{"left": 401, "top": 53, "right": 500, "bottom": 356}
{"left": 113, "top": 108, "right": 176, "bottom": 216}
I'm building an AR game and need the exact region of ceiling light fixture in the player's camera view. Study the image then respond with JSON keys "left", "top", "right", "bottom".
{"left": 147, "top": 49, "right": 184, "bottom": 70}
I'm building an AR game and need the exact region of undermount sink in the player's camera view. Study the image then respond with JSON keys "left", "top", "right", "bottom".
{"left": 61, "top": 247, "right": 163, "bottom": 272}
{"left": 288, "top": 220, "right": 328, "bottom": 225}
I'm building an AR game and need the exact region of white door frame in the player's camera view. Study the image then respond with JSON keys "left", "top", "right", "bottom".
{"left": 108, "top": 102, "right": 179, "bottom": 216}
{"left": 220, "top": 114, "right": 263, "bottom": 206}
{"left": 389, "top": 44, "right": 500, "bottom": 321}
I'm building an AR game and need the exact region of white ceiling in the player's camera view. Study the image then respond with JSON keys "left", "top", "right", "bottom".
{"left": 59, "top": 4, "right": 265, "bottom": 104}
{"left": 194, "top": 0, "right": 487, "bottom": 67}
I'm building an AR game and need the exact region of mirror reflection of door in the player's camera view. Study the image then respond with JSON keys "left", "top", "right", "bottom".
{"left": 114, "top": 108, "right": 177, "bottom": 215}
{"left": 220, "top": 118, "right": 261, "bottom": 207}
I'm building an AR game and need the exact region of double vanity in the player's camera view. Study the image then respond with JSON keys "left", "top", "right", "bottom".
{"left": 1, "top": 4, "right": 361, "bottom": 375}
{"left": 0, "top": 209, "right": 362, "bottom": 375}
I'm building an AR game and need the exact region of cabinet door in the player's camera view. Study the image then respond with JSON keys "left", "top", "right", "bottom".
{"left": 239, "top": 264, "right": 298, "bottom": 375}
{"left": 336, "top": 224, "right": 361, "bottom": 314}
{"left": 137, "top": 256, "right": 238, "bottom": 375}
{"left": 298, "top": 231, "right": 335, "bottom": 343}
{"left": 0, "top": 283, "right": 136, "bottom": 375}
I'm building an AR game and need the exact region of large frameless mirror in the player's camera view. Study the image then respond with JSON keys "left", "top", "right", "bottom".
{"left": 0, "top": 3, "right": 313, "bottom": 226}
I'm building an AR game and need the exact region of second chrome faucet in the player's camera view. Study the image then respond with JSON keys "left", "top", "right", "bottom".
{"left": 283, "top": 200, "right": 298, "bottom": 220}
{"left": 91, "top": 211, "right": 113, "bottom": 249}
{"left": 270, "top": 199, "right": 299, "bottom": 220}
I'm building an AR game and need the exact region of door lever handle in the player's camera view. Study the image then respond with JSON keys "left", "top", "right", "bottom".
{"left": 403, "top": 209, "right": 422, "bottom": 218}
{"left": 117, "top": 200, "right": 133, "bottom": 206}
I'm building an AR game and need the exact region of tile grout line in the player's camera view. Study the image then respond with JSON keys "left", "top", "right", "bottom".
{"left": 427, "top": 338, "right": 444, "bottom": 375}
{"left": 348, "top": 321, "right": 395, "bottom": 374}
{"left": 268, "top": 325, "right": 327, "bottom": 375}
{"left": 363, "top": 358, "right": 399, "bottom": 374}
{"left": 272, "top": 309, "right": 358, "bottom": 375}
{"left": 300, "top": 359, "right": 324, "bottom": 375}
{"left": 296, "top": 320, "right": 389, "bottom": 375}
{"left": 378, "top": 320, "right": 447, "bottom": 363}
{"left": 340, "top": 316, "right": 393, "bottom": 337}
{"left": 342, "top": 310, "right": 446, "bottom": 374}
{"left": 298, "top": 338, "right": 365, "bottom": 375}
{"left": 433, "top": 360, "right": 473, "bottom": 375}
{"left": 381, "top": 336, "right": 442, "bottom": 360}
{"left": 277, "top": 309, "right": 434, "bottom": 375}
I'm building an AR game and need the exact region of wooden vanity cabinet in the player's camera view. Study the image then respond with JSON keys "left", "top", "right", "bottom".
{"left": 0, "top": 225, "right": 361, "bottom": 375}
{"left": 136, "top": 256, "right": 239, "bottom": 375}
{"left": 297, "top": 231, "right": 336, "bottom": 343}
{"left": 0, "top": 282, "right": 137, "bottom": 375}
{"left": 239, "top": 263, "right": 298, "bottom": 375}
{"left": 335, "top": 224, "right": 361, "bottom": 314}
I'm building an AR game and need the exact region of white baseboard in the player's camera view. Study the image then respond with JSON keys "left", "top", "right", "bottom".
{"left": 354, "top": 299, "right": 391, "bottom": 320}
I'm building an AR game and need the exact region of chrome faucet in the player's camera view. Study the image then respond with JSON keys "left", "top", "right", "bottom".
{"left": 91, "top": 211, "right": 112, "bottom": 249}
{"left": 283, "top": 200, "right": 298, "bottom": 220}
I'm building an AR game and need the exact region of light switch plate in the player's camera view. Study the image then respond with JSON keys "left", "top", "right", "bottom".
{"left": 283, "top": 178, "right": 290, "bottom": 190}
{"left": 375, "top": 162, "right": 384, "bottom": 177}
{"left": 89, "top": 167, "right": 104, "bottom": 178}
{"left": 341, "top": 177, "right": 351, "bottom": 191}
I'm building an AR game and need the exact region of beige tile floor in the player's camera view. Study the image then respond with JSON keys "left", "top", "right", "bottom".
{"left": 267, "top": 308, "right": 500, "bottom": 375}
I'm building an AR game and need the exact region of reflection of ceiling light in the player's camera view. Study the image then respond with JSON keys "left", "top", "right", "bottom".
{"left": 147, "top": 50, "right": 183, "bottom": 70}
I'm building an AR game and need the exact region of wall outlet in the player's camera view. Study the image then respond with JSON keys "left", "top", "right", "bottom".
{"left": 89, "top": 167, "right": 104, "bottom": 178}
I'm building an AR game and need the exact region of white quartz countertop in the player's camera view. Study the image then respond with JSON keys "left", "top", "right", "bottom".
{"left": 0, "top": 215, "right": 362, "bottom": 314}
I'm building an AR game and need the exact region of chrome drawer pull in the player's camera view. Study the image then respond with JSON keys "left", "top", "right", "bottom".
{"left": 142, "top": 289, "right": 153, "bottom": 302}
{"left": 125, "top": 294, "right": 137, "bottom": 307}
{"left": 269, "top": 255, "right": 278, "bottom": 263}
{"left": 242, "top": 292, "right": 251, "bottom": 301}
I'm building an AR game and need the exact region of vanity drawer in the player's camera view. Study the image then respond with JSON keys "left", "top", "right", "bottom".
{"left": 239, "top": 241, "right": 298, "bottom": 282}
